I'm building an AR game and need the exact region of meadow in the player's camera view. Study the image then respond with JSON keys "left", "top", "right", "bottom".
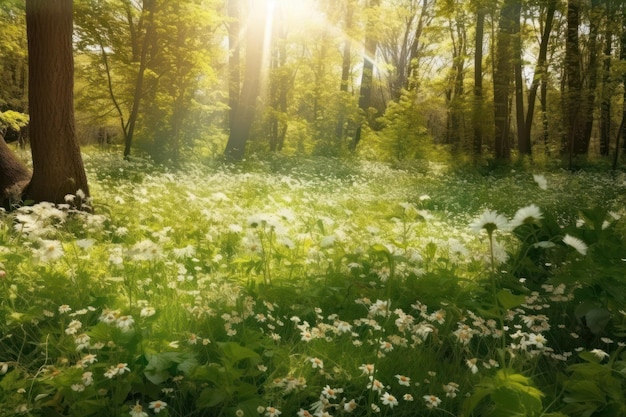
{"left": 1, "top": 150, "right": 626, "bottom": 417}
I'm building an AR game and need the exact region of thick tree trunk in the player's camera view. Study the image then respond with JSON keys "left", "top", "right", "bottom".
{"left": 620, "top": 3, "right": 626, "bottom": 155}
{"left": 25, "top": 0, "right": 90, "bottom": 206}
{"left": 564, "top": 0, "right": 585, "bottom": 165}
{"left": 493, "top": 0, "right": 517, "bottom": 160}
{"left": 472, "top": 7, "right": 485, "bottom": 156}
{"left": 224, "top": 0, "right": 269, "bottom": 160}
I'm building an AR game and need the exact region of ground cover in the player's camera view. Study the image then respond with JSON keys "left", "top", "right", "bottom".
{"left": 1, "top": 151, "right": 626, "bottom": 417}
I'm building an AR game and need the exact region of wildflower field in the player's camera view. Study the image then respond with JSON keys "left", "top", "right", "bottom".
{"left": 1, "top": 151, "right": 626, "bottom": 417}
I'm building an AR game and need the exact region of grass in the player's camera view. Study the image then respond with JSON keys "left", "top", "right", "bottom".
{"left": 1, "top": 149, "right": 626, "bottom": 417}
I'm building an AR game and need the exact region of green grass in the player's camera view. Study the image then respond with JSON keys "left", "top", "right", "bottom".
{"left": 1, "top": 150, "right": 626, "bottom": 417}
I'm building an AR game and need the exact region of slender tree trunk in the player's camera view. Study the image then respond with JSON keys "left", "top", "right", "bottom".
{"left": 25, "top": 0, "right": 90, "bottom": 206}
{"left": 123, "top": 0, "right": 156, "bottom": 159}
{"left": 582, "top": 0, "right": 601, "bottom": 154}
{"left": 224, "top": 0, "right": 269, "bottom": 160}
{"left": 524, "top": 0, "right": 556, "bottom": 152}
{"left": 335, "top": 0, "right": 355, "bottom": 141}
{"left": 513, "top": 3, "right": 529, "bottom": 155}
{"left": 493, "top": 0, "right": 517, "bottom": 160}
{"left": 472, "top": 7, "right": 485, "bottom": 156}
{"left": 600, "top": 20, "right": 612, "bottom": 157}
{"left": 353, "top": 0, "right": 380, "bottom": 151}
{"left": 227, "top": 0, "right": 240, "bottom": 134}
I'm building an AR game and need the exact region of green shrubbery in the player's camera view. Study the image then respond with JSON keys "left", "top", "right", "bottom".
{"left": 1, "top": 151, "right": 625, "bottom": 416}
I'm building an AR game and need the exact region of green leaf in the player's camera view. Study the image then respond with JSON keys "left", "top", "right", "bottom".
{"left": 497, "top": 290, "right": 526, "bottom": 310}
{"left": 218, "top": 342, "right": 261, "bottom": 364}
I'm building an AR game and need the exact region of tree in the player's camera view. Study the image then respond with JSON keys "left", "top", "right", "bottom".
{"left": 563, "top": 0, "right": 585, "bottom": 165}
{"left": 472, "top": 1, "right": 486, "bottom": 156}
{"left": 521, "top": 0, "right": 556, "bottom": 156}
{"left": 224, "top": 0, "right": 270, "bottom": 160}
{"left": 493, "top": 0, "right": 519, "bottom": 160}
{"left": 354, "top": 0, "right": 381, "bottom": 151}
{"left": 25, "top": 0, "right": 90, "bottom": 205}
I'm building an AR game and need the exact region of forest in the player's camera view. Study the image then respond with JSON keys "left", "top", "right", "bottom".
{"left": 1, "top": 1, "right": 626, "bottom": 417}
{"left": 1, "top": 0, "right": 625, "bottom": 167}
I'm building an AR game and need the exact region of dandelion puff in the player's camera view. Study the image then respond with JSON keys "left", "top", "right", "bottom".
{"left": 469, "top": 209, "right": 509, "bottom": 235}
{"left": 563, "top": 234, "right": 588, "bottom": 256}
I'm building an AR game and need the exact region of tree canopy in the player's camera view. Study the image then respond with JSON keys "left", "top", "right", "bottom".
{"left": 0, "top": 0, "right": 625, "bottom": 167}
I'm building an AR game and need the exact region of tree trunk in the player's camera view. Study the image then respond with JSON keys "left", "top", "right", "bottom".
{"left": 523, "top": 0, "right": 556, "bottom": 153}
{"left": 564, "top": 0, "right": 585, "bottom": 165}
{"left": 335, "top": 0, "right": 355, "bottom": 141}
{"left": 124, "top": 0, "right": 156, "bottom": 159}
{"left": 0, "top": 139, "right": 31, "bottom": 207}
{"left": 353, "top": 0, "right": 380, "bottom": 152}
{"left": 227, "top": 0, "right": 240, "bottom": 134}
{"left": 493, "top": 0, "right": 517, "bottom": 160}
{"left": 581, "top": 0, "right": 601, "bottom": 154}
{"left": 472, "top": 7, "right": 485, "bottom": 156}
{"left": 513, "top": 3, "right": 529, "bottom": 155}
{"left": 25, "top": 0, "right": 90, "bottom": 206}
{"left": 224, "top": 0, "right": 269, "bottom": 160}
{"left": 599, "top": 20, "right": 612, "bottom": 157}
{"left": 614, "top": 4, "right": 626, "bottom": 155}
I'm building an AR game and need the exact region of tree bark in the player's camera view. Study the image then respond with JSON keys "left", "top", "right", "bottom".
{"left": 227, "top": 0, "right": 240, "bottom": 134}
{"left": 599, "top": 22, "right": 612, "bottom": 157}
{"left": 472, "top": 6, "right": 485, "bottom": 156}
{"left": 353, "top": 0, "right": 380, "bottom": 152}
{"left": 124, "top": 0, "right": 156, "bottom": 159}
{"left": 493, "top": 0, "right": 517, "bottom": 160}
{"left": 513, "top": 2, "right": 529, "bottom": 155}
{"left": 523, "top": 0, "right": 556, "bottom": 153}
{"left": 335, "top": 0, "right": 355, "bottom": 141}
{"left": 25, "top": 0, "right": 90, "bottom": 206}
{"left": 581, "top": 0, "right": 601, "bottom": 154}
{"left": 224, "top": 0, "right": 269, "bottom": 160}
{"left": 564, "top": 0, "right": 585, "bottom": 165}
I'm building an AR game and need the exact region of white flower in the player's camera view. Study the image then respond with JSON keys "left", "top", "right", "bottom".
{"left": 308, "top": 357, "right": 323, "bottom": 369}
{"left": 148, "top": 400, "right": 168, "bottom": 413}
{"left": 469, "top": 209, "right": 509, "bottom": 235}
{"left": 35, "top": 239, "right": 64, "bottom": 262}
{"left": 129, "top": 401, "right": 147, "bottom": 417}
{"left": 443, "top": 382, "right": 459, "bottom": 398}
{"left": 533, "top": 174, "right": 548, "bottom": 190}
{"left": 140, "top": 307, "right": 155, "bottom": 318}
{"left": 590, "top": 348, "right": 609, "bottom": 360}
{"left": 395, "top": 374, "right": 411, "bottom": 386}
{"left": 510, "top": 204, "right": 543, "bottom": 228}
{"left": 265, "top": 406, "right": 281, "bottom": 417}
{"left": 423, "top": 394, "right": 442, "bottom": 409}
{"left": 381, "top": 392, "right": 398, "bottom": 408}
{"left": 116, "top": 315, "right": 135, "bottom": 332}
{"left": 563, "top": 234, "right": 588, "bottom": 256}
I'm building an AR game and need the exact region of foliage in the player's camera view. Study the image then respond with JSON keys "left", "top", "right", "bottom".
{"left": 1, "top": 150, "right": 625, "bottom": 416}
